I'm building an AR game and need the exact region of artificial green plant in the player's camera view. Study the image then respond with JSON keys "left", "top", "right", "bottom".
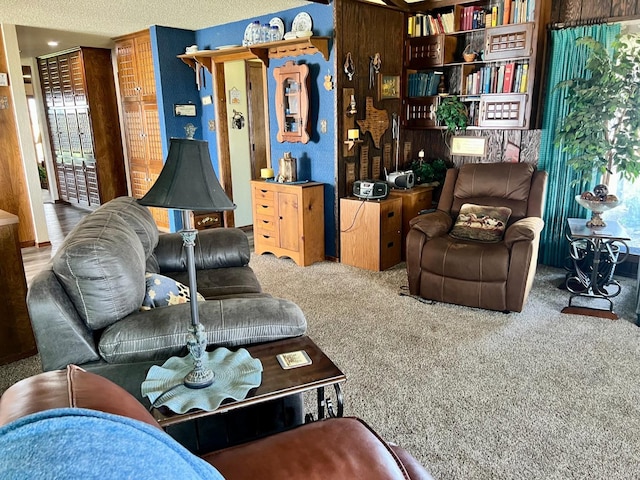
{"left": 555, "top": 34, "right": 640, "bottom": 186}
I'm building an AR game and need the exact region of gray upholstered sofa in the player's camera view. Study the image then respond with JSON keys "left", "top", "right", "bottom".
{"left": 27, "top": 197, "right": 307, "bottom": 398}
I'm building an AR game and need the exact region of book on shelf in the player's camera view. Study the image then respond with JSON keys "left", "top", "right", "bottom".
{"left": 503, "top": 63, "right": 515, "bottom": 93}
{"left": 519, "top": 62, "right": 529, "bottom": 93}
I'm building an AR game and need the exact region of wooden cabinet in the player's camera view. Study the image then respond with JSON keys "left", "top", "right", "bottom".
{"left": 251, "top": 180, "right": 324, "bottom": 266}
{"left": 340, "top": 197, "right": 402, "bottom": 271}
{"left": 273, "top": 61, "right": 310, "bottom": 144}
{"left": 388, "top": 185, "right": 434, "bottom": 259}
{"left": 114, "top": 30, "right": 169, "bottom": 229}
{"left": 0, "top": 211, "right": 36, "bottom": 365}
{"left": 38, "top": 47, "right": 127, "bottom": 207}
{"left": 403, "top": 0, "right": 543, "bottom": 130}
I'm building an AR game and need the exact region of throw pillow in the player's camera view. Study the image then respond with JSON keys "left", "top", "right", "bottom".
{"left": 449, "top": 203, "right": 512, "bottom": 243}
{"left": 141, "top": 273, "right": 205, "bottom": 310}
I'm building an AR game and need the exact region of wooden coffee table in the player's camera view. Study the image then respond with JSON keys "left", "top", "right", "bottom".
{"left": 151, "top": 336, "right": 346, "bottom": 428}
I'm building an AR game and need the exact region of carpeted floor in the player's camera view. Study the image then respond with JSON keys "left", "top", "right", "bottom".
{"left": 2, "top": 256, "right": 639, "bottom": 479}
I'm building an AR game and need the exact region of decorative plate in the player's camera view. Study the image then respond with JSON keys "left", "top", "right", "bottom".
{"left": 141, "top": 348, "right": 263, "bottom": 414}
{"left": 292, "top": 12, "right": 313, "bottom": 33}
{"left": 216, "top": 45, "right": 240, "bottom": 50}
{"left": 269, "top": 17, "right": 285, "bottom": 36}
{"left": 243, "top": 22, "right": 254, "bottom": 43}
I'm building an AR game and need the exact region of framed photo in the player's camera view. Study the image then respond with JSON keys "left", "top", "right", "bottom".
{"left": 378, "top": 74, "right": 401, "bottom": 100}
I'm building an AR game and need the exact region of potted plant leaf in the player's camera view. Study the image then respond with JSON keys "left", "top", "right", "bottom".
{"left": 555, "top": 34, "right": 640, "bottom": 188}
{"left": 436, "top": 95, "right": 468, "bottom": 134}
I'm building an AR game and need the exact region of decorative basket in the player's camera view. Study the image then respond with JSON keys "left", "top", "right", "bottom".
{"left": 463, "top": 45, "right": 476, "bottom": 62}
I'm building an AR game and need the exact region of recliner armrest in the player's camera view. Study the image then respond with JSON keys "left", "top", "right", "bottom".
{"left": 409, "top": 210, "right": 452, "bottom": 240}
{"left": 503, "top": 217, "right": 544, "bottom": 248}
{"left": 202, "top": 416, "right": 434, "bottom": 480}
{"left": 154, "top": 228, "right": 251, "bottom": 272}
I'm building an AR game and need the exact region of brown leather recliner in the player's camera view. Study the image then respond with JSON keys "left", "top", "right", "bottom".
{"left": 406, "top": 162, "right": 548, "bottom": 312}
{"left": 0, "top": 365, "right": 433, "bottom": 480}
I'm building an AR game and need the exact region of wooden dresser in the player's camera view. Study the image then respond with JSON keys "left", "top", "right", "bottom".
{"left": 340, "top": 197, "right": 402, "bottom": 271}
{"left": 251, "top": 180, "right": 324, "bottom": 266}
{"left": 0, "top": 210, "right": 36, "bottom": 364}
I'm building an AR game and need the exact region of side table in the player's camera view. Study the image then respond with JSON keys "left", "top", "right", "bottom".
{"left": 151, "top": 336, "right": 346, "bottom": 428}
{"left": 340, "top": 196, "right": 402, "bottom": 271}
{"left": 562, "top": 218, "right": 630, "bottom": 319}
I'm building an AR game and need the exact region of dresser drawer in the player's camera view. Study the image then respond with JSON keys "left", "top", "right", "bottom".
{"left": 254, "top": 215, "right": 277, "bottom": 234}
{"left": 254, "top": 203, "right": 275, "bottom": 218}
{"left": 256, "top": 232, "right": 279, "bottom": 247}
{"left": 253, "top": 187, "right": 275, "bottom": 203}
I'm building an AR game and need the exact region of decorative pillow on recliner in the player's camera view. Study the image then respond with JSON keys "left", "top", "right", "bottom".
{"left": 141, "top": 273, "right": 205, "bottom": 310}
{"left": 450, "top": 203, "right": 512, "bottom": 243}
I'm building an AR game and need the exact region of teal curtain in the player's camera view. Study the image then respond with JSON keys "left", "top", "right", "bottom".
{"left": 538, "top": 23, "right": 621, "bottom": 267}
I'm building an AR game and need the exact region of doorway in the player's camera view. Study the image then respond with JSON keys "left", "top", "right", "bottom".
{"left": 215, "top": 59, "right": 270, "bottom": 228}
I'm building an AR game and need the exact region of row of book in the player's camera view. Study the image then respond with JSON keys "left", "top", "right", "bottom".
{"left": 407, "top": 12, "right": 455, "bottom": 37}
{"left": 464, "top": 62, "right": 529, "bottom": 95}
{"left": 407, "top": 71, "right": 443, "bottom": 97}
{"left": 407, "top": 0, "right": 535, "bottom": 37}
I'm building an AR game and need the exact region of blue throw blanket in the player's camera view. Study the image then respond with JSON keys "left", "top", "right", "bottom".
{"left": 0, "top": 408, "right": 225, "bottom": 479}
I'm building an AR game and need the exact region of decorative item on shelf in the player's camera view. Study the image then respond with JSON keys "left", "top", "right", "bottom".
{"left": 462, "top": 44, "right": 477, "bottom": 62}
{"left": 437, "top": 73, "right": 446, "bottom": 94}
{"left": 576, "top": 184, "right": 621, "bottom": 228}
{"left": 344, "top": 52, "right": 355, "bottom": 81}
{"left": 344, "top": 128, "right": 363, "bottom": 151}
{"left": 260, "top": 167, "right": 275, "bottom": 179}
{"left": 436, "top": 95, "right": 468, "bottom": 133}
{"left": 138, "top": 134, "right": 236, "bottom": 389}
{"left": 276, "top": 152, "right": 298, "bottom": 183}
{"left": 185, "top": 44, "right": 198, "bottom": 54}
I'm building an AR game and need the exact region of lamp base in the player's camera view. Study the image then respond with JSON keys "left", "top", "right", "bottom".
{"left": 184, "top": 366, "right": 215, "bottom": 389}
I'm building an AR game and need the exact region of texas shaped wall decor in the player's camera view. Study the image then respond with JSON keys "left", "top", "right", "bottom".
{"left": 356, "top": 97, "right": 389, "bottom": 149}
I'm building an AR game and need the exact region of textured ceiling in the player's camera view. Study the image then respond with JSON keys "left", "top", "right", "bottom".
{"left": 2, "top": 0, "right": 309, "bottom": 58}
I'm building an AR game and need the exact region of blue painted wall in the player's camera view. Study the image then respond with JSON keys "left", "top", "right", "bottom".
{"left": 151, "top": 3, "right": 337, "bottom": 256}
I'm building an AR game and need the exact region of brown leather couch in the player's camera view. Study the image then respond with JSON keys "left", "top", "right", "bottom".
{"left": 406, "top": 162, "right": 547, "bottom": 312}
{"left": 0, "top": 365, "right": 433, "bottom": 480}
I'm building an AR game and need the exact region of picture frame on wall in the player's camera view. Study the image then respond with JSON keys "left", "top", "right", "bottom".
{"left": 378, "top": 74, "right": 401, "bottom": 100}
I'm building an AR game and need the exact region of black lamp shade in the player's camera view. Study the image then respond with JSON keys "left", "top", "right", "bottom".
{"left": 138, "top": 138, "right": 236, "bottom": 211}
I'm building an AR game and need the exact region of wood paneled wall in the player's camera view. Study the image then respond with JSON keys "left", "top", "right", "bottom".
{"left": 336, "top": 0, "right": 405, "bottom": 200}
{"left": 0, "top": 31, "right": 35, "bottom": 245}
{"left": 550, "top": 0, "right": 640, "bottom": 23}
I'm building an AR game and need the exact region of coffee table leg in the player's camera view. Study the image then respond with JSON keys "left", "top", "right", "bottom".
{"left": 317, "top": 384, "right": 344, "bottom": 420}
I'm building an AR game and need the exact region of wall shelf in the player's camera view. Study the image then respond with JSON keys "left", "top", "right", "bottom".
{"left": 178, "top": 36, "right": 330, "bottom": 71}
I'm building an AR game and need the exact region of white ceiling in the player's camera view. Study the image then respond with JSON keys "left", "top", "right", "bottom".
{"left": 2, "top": 0, "right": 310, "bottom": 58}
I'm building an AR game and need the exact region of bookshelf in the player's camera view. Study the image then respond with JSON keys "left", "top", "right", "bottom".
{"left": 402, "top": 0, "right": 542, "bottom": 130}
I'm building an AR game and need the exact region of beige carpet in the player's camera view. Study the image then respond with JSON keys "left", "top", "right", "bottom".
{"left": 248, "top": 254, "right": 640, "bottom": 480}
{"left": 3, "top": 255, "right": 640, "bottom": 479}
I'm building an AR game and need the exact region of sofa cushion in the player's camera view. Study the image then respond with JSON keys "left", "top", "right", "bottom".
{"left": 166, "top": 266, "right": 263, "bottom": 299}
{"left": 450, "top": 204, "right": 512, "bottom": 243}
{"left": 141, "top": 273, "right": 205, "bottom": 309}
{"left": 96, "top": 196, "right": 159, "bottom": 257}
{"left": 98, "top": 297, "right": 307, "bottom": 363}
{"left": 52, "top": 211, "right": 146, "bottom": 330}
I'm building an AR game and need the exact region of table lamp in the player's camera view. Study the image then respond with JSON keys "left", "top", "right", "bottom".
{"left": 138, "top": 135, "right": 235, "bottom": 389}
